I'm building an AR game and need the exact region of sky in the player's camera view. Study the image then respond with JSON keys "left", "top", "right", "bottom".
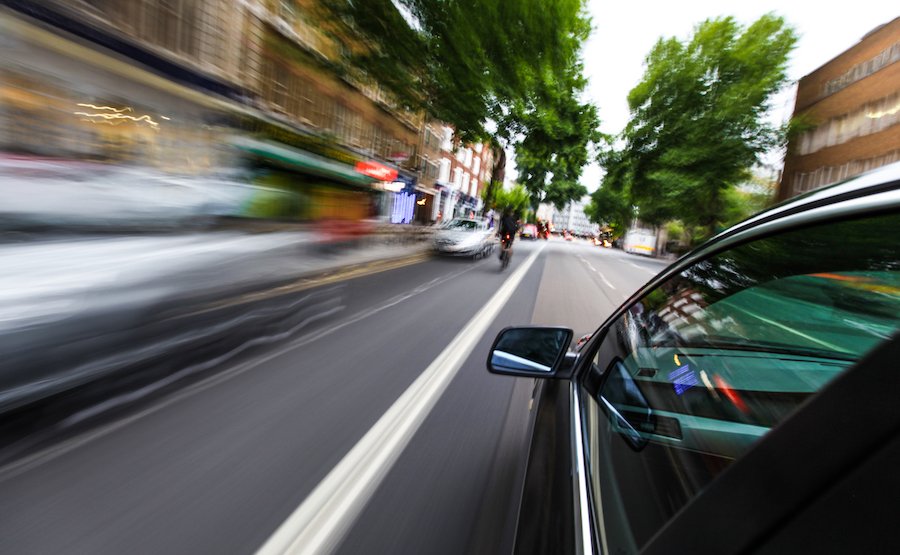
{"left": 506, "top": 1, "right": 899, "bottom": 193}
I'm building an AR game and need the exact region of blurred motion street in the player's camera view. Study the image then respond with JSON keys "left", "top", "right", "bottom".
{"left": 1, "top": 0, "right": 897, "bottom": 553}
{"left": 0, "top": 239, "right": 665, "bottom": 554}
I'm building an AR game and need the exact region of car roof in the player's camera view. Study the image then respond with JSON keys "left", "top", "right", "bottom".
{"left": 584, "top": 160, "right": 900, "bottom": 348}
{"left": 713, "top": 160, "right": 900, "bottom": 245}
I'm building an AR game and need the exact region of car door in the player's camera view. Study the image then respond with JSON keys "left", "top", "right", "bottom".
{"left": 577, "top": 210, "right": 900, "bottom": 553}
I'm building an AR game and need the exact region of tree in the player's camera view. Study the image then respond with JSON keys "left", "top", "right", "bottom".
{"left": 322, "top": 0, "right": 591, "bottom": 141}
{"left": 610, "top": 14, "right": 797, "bottom": 238}
{"left": 322, "top": 0, "right": 601, "bottom": 212}
{"left": 585, "top": 185, "right": 633, "bottom": 236}
{"left": 492, "top": 185, "right": 531, "bottom": 218}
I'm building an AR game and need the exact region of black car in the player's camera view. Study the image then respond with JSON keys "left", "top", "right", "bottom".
{"left": 487, "top": 162, "right": 900, "bottom": 554}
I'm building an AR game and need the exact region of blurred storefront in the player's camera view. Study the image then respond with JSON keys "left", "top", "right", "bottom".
{"left": 0, "top": 11, "right": 234, "bottom": 173}
{"left": 0, "top": 1, "right": 440, "bottom": 226}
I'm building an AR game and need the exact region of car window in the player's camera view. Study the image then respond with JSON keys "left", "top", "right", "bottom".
{"left": 445, "top": 219, "right": 478, "bottom": 230}
{"left": 581, "top": 212, "right": 900, "bottom": 553}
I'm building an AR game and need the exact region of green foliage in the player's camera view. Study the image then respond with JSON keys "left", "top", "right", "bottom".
{"left": 323, "top": 0, "right": 590, "bottom": 140}
{"left": 605, "top": 14, "right": 797, "bottom": 235}
{"left": 493, "top": 184, "right": 531, "bottom": 218}
{"left": 323, "top": 0, "right": 601, "bottom": 211}
{"left": 481, "top": 179, "right": 502, "bottom": 211}
{"left": 514, "top": 74, "right": 601, "bottom": 209}
{"left": 585, "top": 184, "right": 633, "bottom": 235}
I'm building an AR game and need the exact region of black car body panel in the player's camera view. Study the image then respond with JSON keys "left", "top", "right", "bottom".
{"left": 491, "top": 162, "right": 900, "bottom": 554}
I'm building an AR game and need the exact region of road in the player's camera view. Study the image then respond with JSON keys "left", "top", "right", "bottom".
{"left": 0, "top": 238, "right": 668, "bottom": 555}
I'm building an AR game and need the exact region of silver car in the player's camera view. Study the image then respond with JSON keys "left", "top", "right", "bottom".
{"left": 432, "top": 218, "right": 496, "bottom": 258}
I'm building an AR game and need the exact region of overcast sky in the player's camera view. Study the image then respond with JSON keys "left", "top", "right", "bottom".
{"left": 506, "top": 2, "right": 898, "bottom": 193}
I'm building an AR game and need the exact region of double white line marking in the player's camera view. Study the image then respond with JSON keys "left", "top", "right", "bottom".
{"left": 256, "top": 245, "right": 545, "bottom": 555}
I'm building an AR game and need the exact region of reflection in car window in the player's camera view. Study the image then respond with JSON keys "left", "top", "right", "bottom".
{"left": 582, "top": 213, "right": 900, "bottom": 553}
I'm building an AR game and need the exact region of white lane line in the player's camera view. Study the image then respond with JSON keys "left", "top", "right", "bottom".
{"left": 578, "top": 255, "right": 616, "bottom": 290}
{"left": 0, "top": 261, "right": 483, "bottom": 481}
{"left": 595, "top": 270, "right": 616, "bottom": 290}
{"left": 255, "top": 244, "right": 546, "bottom": 555}
{"left": 628, "top": 262, "right": 657, "bottom": 274}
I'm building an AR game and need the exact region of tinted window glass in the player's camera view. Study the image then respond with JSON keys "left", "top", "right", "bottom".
{"left": 583, "top": 213, "right": 900, "bottom": 552}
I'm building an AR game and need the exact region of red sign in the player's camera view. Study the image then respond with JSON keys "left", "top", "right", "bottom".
{"left": 355, "top": 160, "right": 397, "bottom": 181}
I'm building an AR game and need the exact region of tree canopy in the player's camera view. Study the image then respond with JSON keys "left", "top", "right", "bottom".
{"left": 322, "top": 0, "right": 600, "bottom": 209}
{"left": 593, "top": 14, "right": 796, "bottom": 238}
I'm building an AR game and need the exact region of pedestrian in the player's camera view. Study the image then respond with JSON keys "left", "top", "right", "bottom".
{"left": 486, "top": 208, "right": 496, "bottom": 229}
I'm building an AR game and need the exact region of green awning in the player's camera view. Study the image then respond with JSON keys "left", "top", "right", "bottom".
{"left": 231, "top": 136, "right": 375, "bottom": 187}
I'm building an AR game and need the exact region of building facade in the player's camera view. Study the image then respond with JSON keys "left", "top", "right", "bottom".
{"left": 778, "top": 17, "right": 900, "bottom": 200}
{"left": 0, "top": 0, "right": 443, "bottom": 223}
{"left": 544, "top": 198, "right": 600, "bottom": 237}
{"left": 433, "top": 126, "right": 493, "bottom": 221}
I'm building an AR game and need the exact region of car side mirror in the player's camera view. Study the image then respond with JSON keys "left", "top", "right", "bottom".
{"left": 487, "top": 326, "right": 574, "bottom": 379}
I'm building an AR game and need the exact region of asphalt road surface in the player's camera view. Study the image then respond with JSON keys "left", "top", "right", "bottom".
{"left": 0, "top": 238, "right": 668, "bottom": 555}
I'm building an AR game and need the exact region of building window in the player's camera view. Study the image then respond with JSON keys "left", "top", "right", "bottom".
{"left": 797, "top": 92, "right": 900, "bottom": 155}
{"left": 438, "top": 158, "right": 451, "bottom": 182}
{"left": 441, "top": 127, "right": 453, "bottom": 151}
{"left": 824, "top": 41, "right": 900, "bottom": 96}
{"left": 792, "top": 149, "right": 900, "bottom": 195}
{"left": 453, "top": 167, "right": 463, "bottom": 189}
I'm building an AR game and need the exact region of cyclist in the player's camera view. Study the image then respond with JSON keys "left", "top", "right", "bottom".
{"left": 498, "top": 208, "right": 518, "bottom": 267}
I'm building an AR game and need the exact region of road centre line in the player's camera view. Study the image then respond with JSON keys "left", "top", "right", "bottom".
{"left": 578, "top": 254, "right": 616, "bottom": 290}
{"left": 254, "top": 244, "right": 546, "bottom": 555}
{"left": 0, "top": 258, "right": 481, "bottom": 481}
{"left": 628, "top": 261, "right": 658, "bottom": 274}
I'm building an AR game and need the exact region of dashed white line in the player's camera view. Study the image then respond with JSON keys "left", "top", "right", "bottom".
{"left": 595, "top": 270, "right": 616, "bottom": 290}
{"left": 628, "top": 261, "right": 657, "bottom": 274}
{"left": 578, "top": 255, "right": 616, "bottom": 289}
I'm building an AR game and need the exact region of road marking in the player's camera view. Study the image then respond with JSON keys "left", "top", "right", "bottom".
{"left": 254, "top": 244, "right": 546, "bottom": 555}
{"left": 0, "top": 259, "right": 478, "bottom": 481}
{"left": 578, "top": 255, "right": 616, "bottom": 290}
{"left": 628, "top": 261, "right": 657, "bottom": 274}
{"left": 595, "top": 270, "right": 616, "bottom": 290}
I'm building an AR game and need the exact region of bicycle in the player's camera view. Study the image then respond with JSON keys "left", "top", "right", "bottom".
{"left": 499, "top": 233, "right": 512, "bottom": 270}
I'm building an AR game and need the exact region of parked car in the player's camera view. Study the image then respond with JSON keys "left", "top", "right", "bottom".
{"left": 486, "top": 162, "right": 900, "bottom": 554}
{"left": 520, "top": 223, "right": 539, "bottom": 240}
{"left": 432, "top": 218, "right": 495, "bottom": 258}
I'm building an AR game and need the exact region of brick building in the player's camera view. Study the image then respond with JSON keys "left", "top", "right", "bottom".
{"left": 433, "top": 127, "right": 493, "bottom": 221}
{"left": 1, "top": 0, "right": 433, "bottom": 222}
{"left": 778, "top": 17, "right": 900, "bottom": 200}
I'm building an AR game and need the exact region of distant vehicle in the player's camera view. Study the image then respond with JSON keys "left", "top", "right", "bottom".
{"left": 484, "top": 162, "right": 900, "bottom": 554}
{"left": 623, "top": 227, "right": 658, "bottom": 255}
{"left": 564, "top": 232, "right": 574, "bottom": 241}
{"left": 520, "top": 223, "right": 539, "bottom": 240}
{"left": 432, "top": 218, "right": 495, "bottom": 259}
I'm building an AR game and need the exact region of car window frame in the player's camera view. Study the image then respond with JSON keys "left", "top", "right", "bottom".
{"left": 570, "top": 183, "right": 900, "bottom": 553}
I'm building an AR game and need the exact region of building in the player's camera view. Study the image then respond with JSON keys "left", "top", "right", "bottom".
{"left": 0, "top": 0, "right": 434, "bottom": 223}
{"left": 778, "top": 17, "right": 900, "bottom": 201}
{"left": 545, "top": 198, "right": 599, "bottom": 237}
{"left": 433, "top": 126, "right": 493, "bottom": 221}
